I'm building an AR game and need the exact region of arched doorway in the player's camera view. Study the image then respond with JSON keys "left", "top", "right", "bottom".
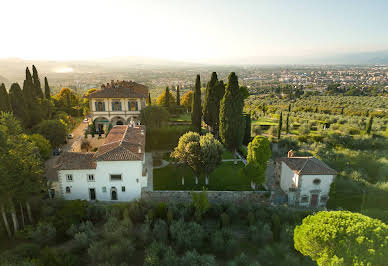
{"left": 111, "top": 187, "right": 118, "bottom": 200}
{"left": 116, "top": 121, "right": 124, "bottom": 125}
{"left": 111, "top": 116, "right": 126, "bottom": 126}
{"left": 93, "top": 117, "right": 109, "bottom": 133}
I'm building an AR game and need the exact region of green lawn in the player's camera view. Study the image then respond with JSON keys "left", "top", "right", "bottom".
{"left": 169, "top": 113, "right": 191, "bottom": 122}
{"left": 154, "top": 161, "right": 252, "bottom": 191}
{"left": 252, "top": 117, "right": 277, "bottom": 126}
{"left": 222, "top": 149, "right": 235, "bottom": 159}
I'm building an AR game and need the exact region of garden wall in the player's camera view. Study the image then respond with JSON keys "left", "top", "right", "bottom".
{"left": 142, "top": 190, "right": 271, "bottom": 204}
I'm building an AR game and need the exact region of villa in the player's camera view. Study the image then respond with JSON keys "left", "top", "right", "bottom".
{"left": 86, "top": 80, "right": 148, "bottom": 132}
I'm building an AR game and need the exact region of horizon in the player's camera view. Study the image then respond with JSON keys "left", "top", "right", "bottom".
{"left": 1, "top": 0, "right": 388, "bottom": 63}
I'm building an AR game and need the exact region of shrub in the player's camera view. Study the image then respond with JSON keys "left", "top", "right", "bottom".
{"left": 220, "top": 212, "right": 230, "bottom": 227}
{"left": 271, "top": 214, "right": 281, "bottom": 242}
{"left": 211, "top": 229, "right": 237, "bottom": 255}
{"left": 154, "top": 202, "right": 167, "bottom": 220}
{"left": 153, "top": 219, "right": 168, "bottom": 243}
{"left": 144, "top": 241, "right": 179, "bottom": 266}
{"left": 30, "top": 222, "right": 56, "bottom": 244}
{"left": 180, "top": 250, "right": 216, "bottom": 266}
{"left": 88, "top": 238, "right": 135, "bottom": 265}
{"left": 170, "top": 219, "right": 205, "bottom": 251}
{"left": 227, "top": 253, "right": 261, "bottom": 266}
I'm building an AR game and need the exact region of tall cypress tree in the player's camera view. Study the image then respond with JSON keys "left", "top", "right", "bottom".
{"left": 44, "top": 77, "right": 51, "bottom": 99}
{"left": 219, "top": 72, "right": 245, "bottom": 163}
{"left": 26, "top": 67, "right": 32, "bottom": 82}
{"left": 277, "top": 112, "right": 283, "bottom": 140}
{"left": 176, "top": 85, "right": 180, "bottom": 106}
{"left": 23, "top": 79, "right": 41, "bottom": 128}
{"left": 286, "top": 112, "right": 290, "bottom": 135}
{"left": 32, "top": 65, "right": 43, "bottom": 98}
{"left": 148, "top": 93, "right": 152, "bottom": 106}
{"left": 191, "top": 75, "right": 202, "bottom": 132}
{"left": 367, "top": 116, "right": 373, "bottom": 135}
{"left": 203, "top": 72, "right": 219, "bottom": 133}
{"left": 164, "top": 87, "right": 170, "bottom": 108}
{"left": 0, "top": 83, "right": 11, "bottom": 112}
{"left": 288, "top": 104, "right": 291, "bottom": 112}
{"left": 9, "top": 83, "right": 25, "bottom": 121}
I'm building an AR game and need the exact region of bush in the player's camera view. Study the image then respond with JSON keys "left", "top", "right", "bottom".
{"left": 220, "top": 212, "right": 230, "bottom": 227}
{"left": 153, "top": 219, "right": 168, "bottom": 243}
{"left": 35, "top": 119, "right": 67, "bottom": 147}
{"left": 30, "top": 222, "right": 56, "bottom": 244}
{"left": 144, "top": 241, "right": 180, "bottom": 266}
{"left": 170, "top": 219, "right": 205, "bottom": 251}
{"left": 88, "top": 238, "right": 135, "bottom": 265}
{"left": 180, "top": 249, "right": 216, "bottom": 266}
{"left": 67, "top": 221, "right": 97, "bottom": 250}
{"left": 210, "top": 229, "right": 237, "bottom": 256}
{"left": 227, "top": 253, "right": 261, "bottom": 266}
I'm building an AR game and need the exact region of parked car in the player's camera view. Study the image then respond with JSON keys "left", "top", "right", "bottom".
{"left": 83, "top": 118, "right": 89, "bottom": 123}
{"left": 68, "top": 134, "right": 73, "bottom": 139}
{"left": 53, "top": 148, "right": 61, "bottom": 156}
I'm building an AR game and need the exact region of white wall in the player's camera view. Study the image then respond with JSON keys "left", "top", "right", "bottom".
{"left": 280, "top": 162, "right": 298, "bottom": 193}
{"left": 298, "top": 174, "right": 334, "bottom": 207}
{"left": 58, "top": 160, "right": 147, "bottom": 202}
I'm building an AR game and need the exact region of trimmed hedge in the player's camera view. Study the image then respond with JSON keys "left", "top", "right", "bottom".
{"left": 146, "top": 126, "right": 192, "bottom": 151}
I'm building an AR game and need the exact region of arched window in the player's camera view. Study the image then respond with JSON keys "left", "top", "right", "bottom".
{"left": 98, "top": 102, "right": 103, "bottom": 111}
{"left": 313, "top": 179, "right": 321, "bottom": 185}
{"left": 111, "top": 187, "right": 118, "bottom": 200}
{"left": 65, "top": 186, "right": 71, "bottom": 193}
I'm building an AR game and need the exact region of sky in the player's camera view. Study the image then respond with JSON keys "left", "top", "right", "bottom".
{"left": 1, "top": 0, "right": 388, "bottom": 62}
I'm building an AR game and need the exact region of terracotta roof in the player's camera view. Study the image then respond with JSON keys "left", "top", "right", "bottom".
{"left": 56, "top": 152, "right": 96, "bottom": 170}
{"left": 279, "top": 156, "right": 336, "bottom": 175}
{"left": 57, "top": 125, "right": 145, "bottom": 170}
{"left": 86, "top": 80, "right": 148, "bottom": 99}
{"left": 93, "top": 125, "right": 145, "bottom": 162}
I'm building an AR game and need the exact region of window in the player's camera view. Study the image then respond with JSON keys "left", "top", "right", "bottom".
{"left": 320, "top": 195, "right": 328, "bottom": 202}
{"left": 102, "top": 186, "right": 107, "bottom": 193}
{"left": 66, "top": 174, "right": 73, "bottom": 181}
{"left": 122, "top": 186, "right": 126, "bottom": 192}
{"left": 136, "top": 178, "right": 139, "bottom": 183}
{"left": 87, "top": 174, "right": 95, "bottom": 182}
{"left": 129, "top": 101, "right": 138, "bottom": 111}
{"left": 301, "top": 195, "right": 309, "bottom": 203}
{"left": 313, "top": 179, "right": 321, "bottom": 185}
{"left": 110, "top": 174, "right": 122, "bottom": 181}
{"left": 112, "top": 101, "right": 121, "bottom": 111}
{"left": 65, "top": 186, "right": 71, "bottom": 193}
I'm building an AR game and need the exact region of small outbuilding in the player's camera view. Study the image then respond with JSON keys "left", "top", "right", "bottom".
{"left": 275, "top": 150, "right": 336, "bottom": 208}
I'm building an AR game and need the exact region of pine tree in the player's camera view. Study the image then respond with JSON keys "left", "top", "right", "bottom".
{"left": 32, "top": 65, "right": 43, "bottom": 98}
{"left": 176, "top": 85, "right": 180, "bottom": 106}
{"left": 0, "top": 83, "right": 11, "bottom": 112}
{"left": 148, "top": 93, "right": 152, "bottom": 106}
{"left": 286, "top": 112, "right": 290, "bottom": 134}
{"left": 164, "top": 87, "right": 170, "bottom": 108}
{"left": 9, "top": 83, "right": 25, "bottom": 121}
{"left": 203, "top": 72, "right": 219, "bottom": 133}
{"left": 277, "top": 112, "right": 282, "bottom": 140}
{"left": 219, "top": 72, "right": 245, "bottom": 163}
{"left": 191, "top": 75, "right": 202, "bottom": 132}
{"left": 367, "top": 116, "right": 373, "bottom": 135}
{"left": 44, "top": 77, "right": 51, "bottom": 99}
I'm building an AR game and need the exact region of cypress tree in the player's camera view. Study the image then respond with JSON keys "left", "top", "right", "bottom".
{"left": 286, "top": 112, "right": 290, "bottom": 134}
{"left": 176, "top": 85, "right": 180, "bottom": 106}
{"left": 367, "top": 116, "right": 373, "bottom": 135}
{"left": 9, "top": 83, "right": 25, "bottom": 121}
{"left": 23, "top": 79, "right": 41, "bottom": 127}
{"left": 26, "top": 67, "right": 32, "bottom": 82}
{"left": 277, "top": 112, "right": 282, "bottom": 140}
{"left": 288, "top": 104, "right": 291, "bottom": 112}
{"left": 32, "top": 65, "right": 43, "bottom": 98}
{"left": 191, "top": 74, "right": 202, "bottom": 132}
{"left": 243, "top": 113, "right": 251, "bottom": 145}
{"left": 219, "top": 72, "right": 245, "bottom": 163}
{"left": 0, "top": 83, "right": 11, "bottom": 112}
{"left": 164, "top": 87, "right": 170, "bottom": 108}
{"left": 44, "top": 77, "right": 51, "bottom": 99}
{"left": 203, "top": 72, "right": 219, "bottom": 133}
{"left": 148, "top": 93, "right": 152, "bottom": 106}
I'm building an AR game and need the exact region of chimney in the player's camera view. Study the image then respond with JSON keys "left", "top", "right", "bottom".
{"left": 288, "top": 150, "right": 294, "bottom": 158}
{"left": 138, "top": 147, "right": 142, "bottom": 153}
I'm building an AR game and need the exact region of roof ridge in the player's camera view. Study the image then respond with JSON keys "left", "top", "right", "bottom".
{"left": 297, "top": 157, "right": 310, "bottom": 174}
{"left": 119, "top": 126, "right": 129, "bottom": 146}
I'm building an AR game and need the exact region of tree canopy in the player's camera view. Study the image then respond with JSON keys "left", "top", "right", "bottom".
{"left": 191, "top": 75, "right": 202, "bottom": 132}
{"left": 0, "top": 83, "right": 11, "bottom": 112}
{"left": 36, "top": 120, "right": 67, "bottom": 147}
{"left": 140, "top": 106, "right": 169, "bottom": 129}
{"left": 156, "top": 89, "right": 176, "bottom": 107}
{"left": 294, "top": 211, "right": 388, "bottom": 265}
{"left": 181, "top": 91, "right": 193, "bottom": 110}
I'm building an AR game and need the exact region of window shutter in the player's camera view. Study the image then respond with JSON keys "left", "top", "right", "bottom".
{"left": 102, "top": 102, "right": 105, "bottom": 111}
{"left": 119, "top": 102, "right": 122, "bottom": 111}
{"left": 95, "top": 102, "right": 98, "bottom": 111}
{"left": 135, "top": 101, "right": 138, "bottom": 111}
{"left": 112, "top": 102, "right": 114, "bottom": 111}
{"left": 128, "top": 101, "right": 130, "bottom": 111}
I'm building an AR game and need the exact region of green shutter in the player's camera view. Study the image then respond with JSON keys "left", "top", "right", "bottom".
{"left": 119, "top": 102, "right": 122, "bottom": 111}
{"left": 112, "top": 102, "right": 114, "bottom": 111}
{"left": 95, "top": 102, "right": 98, "bottom": 111}
{"left": 102, "top": 102, "right": 105, "bottom": 111}
{"left": 135, "top": 101, "right": 138, "bottom": 111}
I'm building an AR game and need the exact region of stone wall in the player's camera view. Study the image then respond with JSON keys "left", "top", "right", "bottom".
{"left": 141, "top": 190, "right": 271, "bottom": 204}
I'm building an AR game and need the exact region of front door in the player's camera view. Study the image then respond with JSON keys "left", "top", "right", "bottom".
{"left": 111, "top": 190, "right": 117, "bottom": 200}
{"left": 89, "top": 188, "right": 96, "bottom": 201}
{"left": 310, "top": 194, "right": 319, "bottom": 207}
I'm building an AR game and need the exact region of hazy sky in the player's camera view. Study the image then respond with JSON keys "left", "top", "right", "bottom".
{"left": 1, "top": 0, "right": 387, "bottom": 62}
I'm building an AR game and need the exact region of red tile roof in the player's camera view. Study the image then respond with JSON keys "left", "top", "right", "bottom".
{"left": 279, "top": 156, "right": 336, "bottom": 175}
{"left": 86, "top": 80, "right": 148, "bottom": 99}
{"left": 57, "top": 125, "right": 145, "bottom": 170}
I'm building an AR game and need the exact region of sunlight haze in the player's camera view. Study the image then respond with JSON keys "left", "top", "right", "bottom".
{"left": 1, "top": 0, "right": 388, "bottom": 62}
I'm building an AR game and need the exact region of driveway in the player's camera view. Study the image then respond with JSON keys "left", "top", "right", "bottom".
{"left": 45, "top": 120, "right": 88, "bottom": 182}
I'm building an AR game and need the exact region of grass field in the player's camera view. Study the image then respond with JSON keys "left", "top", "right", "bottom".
{"left": 153, "top": 161, "right": 252, "bottom": 191}
{"left": 169, "top": 113, "right": 191, "bottom": 122}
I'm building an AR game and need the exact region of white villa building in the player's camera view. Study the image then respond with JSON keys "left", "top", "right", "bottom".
{"left": 86, "top": 80, "right": 148, "bottom": 132}
{"left": 56, "top": 125, "right": 148, "bottom": 202}
{"left": 276, "top": 151, "right": 336, "bottom": 208}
